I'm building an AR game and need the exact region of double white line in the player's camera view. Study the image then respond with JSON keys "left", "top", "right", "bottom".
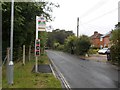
{"left": 49, "top": 58, "right": 71, "bottom": 90}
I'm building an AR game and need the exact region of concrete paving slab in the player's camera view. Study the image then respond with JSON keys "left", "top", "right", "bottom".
{"left": 32, "top": 64, "right": 52, "bottom": 73}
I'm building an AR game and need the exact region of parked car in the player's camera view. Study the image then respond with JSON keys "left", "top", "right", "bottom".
{"left": 98, "top": 48, "right": 108, "bottom": 54}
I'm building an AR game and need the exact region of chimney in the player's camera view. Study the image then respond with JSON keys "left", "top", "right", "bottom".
{"left": 94, "top": 31, "right": 98, "bottom": 35}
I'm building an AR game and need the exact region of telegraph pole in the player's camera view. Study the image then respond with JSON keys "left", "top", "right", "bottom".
{"left": 77, "top": 17, "right": 79, "bottom": 37}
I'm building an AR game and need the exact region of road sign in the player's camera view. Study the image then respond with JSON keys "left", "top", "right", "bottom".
{"left": 35, "top": 39, "right": 40, "bottom": 56}
{"left": 36, "top": 16, "right": 46, "bottom": 31}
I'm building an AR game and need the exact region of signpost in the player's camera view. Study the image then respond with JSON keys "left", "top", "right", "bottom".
{"left": 35, "top": 39, "right": 40, "bottom": 56}
{"left": 35, "top": 16, "right": 46, "bottom": 72}
{"left": 36, "top": 16, "right": 46, "bottom": 32}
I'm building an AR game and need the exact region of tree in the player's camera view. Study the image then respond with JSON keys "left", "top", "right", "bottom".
{"left": 110, "top": 29, "right": 120, "bottom": 65}
{"left": 64, "top": 35, "right": 77, "bottom": 54}
{"left": 38, "top": 31, "right": 48, "bottom": 54}
{"left": 76, "top": 35, "right": 91, "bottom": 55}
{"left": 46, "top": 29, "right": 74, "bottom": 48}
{"left": 2, "top": 2, "right": 59, "bottom": 60}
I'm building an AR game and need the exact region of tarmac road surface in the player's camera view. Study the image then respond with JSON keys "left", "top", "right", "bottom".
{"left": 46, "top": 50, "right": 118, "bottom": 88}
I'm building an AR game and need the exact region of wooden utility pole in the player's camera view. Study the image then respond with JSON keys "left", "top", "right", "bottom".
{"left": 77, "top": 17, "right": 79, "bottom": 37}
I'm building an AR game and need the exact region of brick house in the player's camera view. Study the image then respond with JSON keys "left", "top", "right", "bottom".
{"left": 91, "top": 31, "right": 112, "bottom": 49}
{"left": 100, "top": 31, "right": 112, "bottom": 48}
{"left": 90, "top": 31, "right": 103, "bottom": 48}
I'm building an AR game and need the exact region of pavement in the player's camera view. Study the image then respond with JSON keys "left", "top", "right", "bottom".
{"left": 32, "top": 65, "right": 52, "bottom": 73}
{"left": 84, "top": 54, "right": 107, "bottom": 63}
{"left": 46, "top": 50, "right": 119, "bottom": 88}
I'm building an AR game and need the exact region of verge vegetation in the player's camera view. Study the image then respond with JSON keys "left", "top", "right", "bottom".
{"left": 2, "top": 53, "right": 62, "bottom": 88}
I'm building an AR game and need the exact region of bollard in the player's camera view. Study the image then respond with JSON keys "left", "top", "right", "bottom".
{"left": 8, "top": 61, "right": 14, "bottom": 85}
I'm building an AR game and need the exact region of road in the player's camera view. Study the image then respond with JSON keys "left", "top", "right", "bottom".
{"left": 46, "top": 50, "right": 118, "bottom": 88}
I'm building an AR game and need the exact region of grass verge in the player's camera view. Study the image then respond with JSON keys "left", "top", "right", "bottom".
{"left": 2, "top": 53, "right": 62, "bottom": 88}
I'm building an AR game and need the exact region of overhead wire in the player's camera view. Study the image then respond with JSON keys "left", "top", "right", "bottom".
{"left": 81, "top": 7, "right": 118, "bottom": 25}
{"left": 80, "top": 0, "right": 110, "bottom": 19}
{"left": 79, "top": 21, "right": 115, "bottom": 36}
{"left": 77, "top": 0, "right": 117, "bottom": 36}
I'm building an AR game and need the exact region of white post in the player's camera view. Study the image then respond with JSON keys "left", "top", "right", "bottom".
{"left": 23, "top": 45, "right": 25, "bottom": 65}
{"left": 29, "top": 45, "right": 31, "bottom": 61}
{"left": 36, "top": 16, "right": 38, "bottom": 39}
{"left": 35, "top": 57, "right": 38, "bottom": 72}
{"left": 35, "top": 16, "right": 38, "bottom": 72}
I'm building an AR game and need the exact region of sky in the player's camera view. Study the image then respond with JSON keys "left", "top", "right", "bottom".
{"left": 45, "top": 0, "right": 119, "bottom": 36}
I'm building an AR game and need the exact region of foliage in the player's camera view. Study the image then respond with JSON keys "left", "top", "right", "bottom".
{"left": 2, "top": 2, "right": 59, "bottom": 60}
{"left": 53, "top": 42, "right": 60, "bottom": 49}
{"left": 46, "top": 29, "right": 74, "bottom": 48}
{"left": 88, "top": 49, "right": 99, "bottom": 54}
{"left": 2, "top": 53, "right": 62, "bottom": 88}
{"left": 64, "top": 35, "right": 91, "bottom": 55}
{"left": 90, "top": 46, "right": 99, "bottom": 49}
{"left": 38, "top": 31, "right": 48, "bottom": 54}
{"left": 75, "top": 35, "right": 91, "bottom": 55}
{"left": 57, "top": 45, "right": 64, "bottom": 51}
{"left": 110, "top": 29, "right": 120, "bottom": 65}
{"left": 64, "top": 35, "right": 77, "bottom": 54}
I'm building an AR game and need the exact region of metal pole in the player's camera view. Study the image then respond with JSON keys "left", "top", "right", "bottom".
{"left": 35, "top": 16, "right": 38, "bottom": 73}
{"left": 8, "top": 0, "right": 14, "bottom": 85}
{"left": 10, "top": 0, "right": 14, "bottom": 62}
{"left": 36, "top": 16, "right": 38, "bottom": 39}
{"left": 77, "top": 17, "right": 79, "bottom": 37}
{"left": 35, "top": 57, "right": 38, "bottom": 72}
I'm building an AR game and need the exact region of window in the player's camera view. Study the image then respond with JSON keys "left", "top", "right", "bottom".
{"left": 100, "top": 45, "right": 103, "bottom": 49}
{"left": 100, "top": 37, "right": 103, "bottom": 41}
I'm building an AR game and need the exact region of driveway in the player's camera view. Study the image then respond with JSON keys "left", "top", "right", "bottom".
{"left": 85, "top": 54, "right": 107, "bottom": 62}
{"left": 46, "top": 50, "right": 118, "bottom": 88}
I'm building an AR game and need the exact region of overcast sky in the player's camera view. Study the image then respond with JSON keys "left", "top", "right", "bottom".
{"left": 46, "top": 0, "right": 119, "bottom": 36}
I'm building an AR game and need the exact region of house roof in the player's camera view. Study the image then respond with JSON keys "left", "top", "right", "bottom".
{"left": 91, "top": 31, "right": 103, "bottom": 39}
{"left": 101, "top": 31, "right": 112, "bottom": 38}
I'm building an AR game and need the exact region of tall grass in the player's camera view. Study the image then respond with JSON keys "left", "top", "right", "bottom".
{"left": 2, "top": 53, "right": 62, "bottom": 88}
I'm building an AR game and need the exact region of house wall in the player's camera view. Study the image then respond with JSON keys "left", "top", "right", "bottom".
{"left": 92, "top": 38, "right": 101, "bottom": 48}
{"left": 99, "top": 36, "right": 110, "bottom": 48}
{"left": 91, "top": 31, "right": 111, "bottom": 48}
{"left": 103, "top": 36, "right": 110, "bottom": 47}
{"left": 100, "top": 38, "right": 104, "bottom": 48}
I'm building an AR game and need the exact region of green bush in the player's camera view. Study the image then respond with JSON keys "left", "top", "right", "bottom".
{"left": 88, "top": 49, "right": 98, "bottom": 54}
{"left": 64, "top": 35, "right": 91, "bottom": 55}
{"left": 90, "top": 46, "right": 99, "bottom": 49}
{"left": 75, "top": 35, "right": 91, "bottom": 55}
{"left": 57, "top": 45, "right": 64, "bottom": 51}
{"left": 110, "top": 28, "right": 120, "bottom": 65}
{"left": 110, "top": 45, "right": 120, "bottom": 65}
{"left": 64, "top": 35, "right": 77, "bottom": 54}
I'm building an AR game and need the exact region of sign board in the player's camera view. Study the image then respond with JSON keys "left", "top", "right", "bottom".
{"left": 36, "top": 16, "right": 46, "bottom": 31}
{"left": 35, "top": 39, "right": 40, "bottom": 56}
